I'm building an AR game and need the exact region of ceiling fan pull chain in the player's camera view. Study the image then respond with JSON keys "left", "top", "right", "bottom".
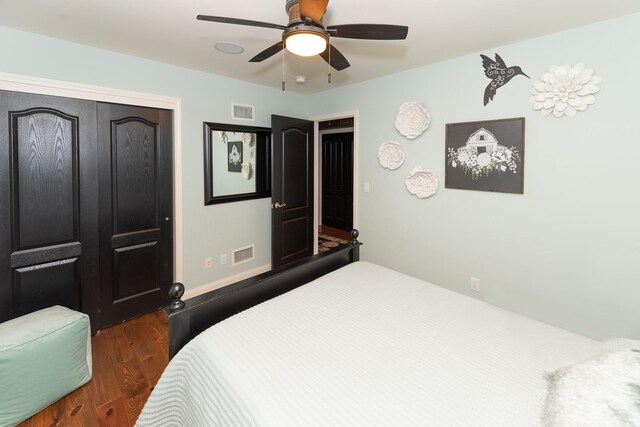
{"left": 282, "top": 46, "right": 286, "bottom": 91}
{"left": 328, "top": 39, "right": 332, "bottom": 84}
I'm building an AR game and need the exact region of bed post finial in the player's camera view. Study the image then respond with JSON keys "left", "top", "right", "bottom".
{"left": 168, "top": 282, "right": 185, "bottom": 311}
{"left": 351, "top": 229, "right": 360, "bottom": 245}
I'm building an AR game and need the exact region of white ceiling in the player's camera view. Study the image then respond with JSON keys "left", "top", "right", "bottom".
{"left": 1, "top": 0, "right": 639, "bottom": 94}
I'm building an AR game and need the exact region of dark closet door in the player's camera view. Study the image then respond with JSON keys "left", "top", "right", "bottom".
{"left": 0, "top": 91, "right": 99, "bottom": 323}
{"left": 321, "top": 132, "right": 353, "bottom": 231}
{"left": 271, "top": 115, "right": 314, "bottom": 268}
{"left": 97, "top": 103, "right": 173, "bottom": 328}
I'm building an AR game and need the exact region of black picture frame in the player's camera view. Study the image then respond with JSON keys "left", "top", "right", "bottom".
{"left": 445, "top": 117, "right": 525, "bottom": 194}
{"left": 227, "top": 140, "right": 243, "bottom": 173}
{"left": 203, "top": 122, "right": 271, "bottom": 205}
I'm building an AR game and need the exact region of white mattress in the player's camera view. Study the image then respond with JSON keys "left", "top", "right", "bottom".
{"left": 137, "top": 261, "right": 602, "bottom": 426}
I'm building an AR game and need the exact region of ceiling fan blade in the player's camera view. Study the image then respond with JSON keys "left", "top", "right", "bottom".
{"left": 319, "top": 44, "right": 350, "bottom": 71}
{"left": 249, "top": 42, "right": 284, "bottom": 62}
{"left": 327, "top": 24, "right": 408, "bottom": 40}
{"left": 299, "top": 0, "right": 329, "bottom": 23}
{"left": 197, "top": 15, "right": 287, "bottom": 31}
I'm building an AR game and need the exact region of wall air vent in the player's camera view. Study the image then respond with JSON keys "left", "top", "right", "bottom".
{"left": 232, "top": 103, "right": 255, "bottom": 121}
{"left": 232, "top": 244, "right": 255, "bottom": 266}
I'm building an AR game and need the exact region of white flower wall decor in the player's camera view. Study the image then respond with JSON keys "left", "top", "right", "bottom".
{"left": 241, "top": 162, "right": 252, "bottom": 180}
{"left": 405, "top": 166, "right": 438, "bottom": 199}
{"left": 377, "top": 141, "right": 405, "bottom": 170}
{"left": 529, "top": 63, "right": 601, "bottom": 118}
{"left": 395, "top": 102, "right": 430, "bottom": 139}
{"left": 241, "top": 132, "right": 253, "bottom": 146}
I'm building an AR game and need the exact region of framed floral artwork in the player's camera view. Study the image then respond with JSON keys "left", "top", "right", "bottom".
{"left": 227, "top": 140, "right": 243, "bottom": 173}
{"left": 445, "top": 117, "right": 524, "bottom": 194}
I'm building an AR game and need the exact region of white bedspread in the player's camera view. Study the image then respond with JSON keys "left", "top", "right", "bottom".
{"left": 137, "top": 262, "right": 602, "bottom": 426}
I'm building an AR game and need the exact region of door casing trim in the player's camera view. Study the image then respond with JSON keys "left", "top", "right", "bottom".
{"left": 0, "top": 72, "right": 184, "bottom": 283}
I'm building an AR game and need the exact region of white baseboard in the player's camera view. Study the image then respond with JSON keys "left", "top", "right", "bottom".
{"left": 183, "top": 263, "right": 272, "bottom": 300}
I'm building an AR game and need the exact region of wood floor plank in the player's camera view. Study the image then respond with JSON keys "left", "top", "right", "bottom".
{"left": 113, "top": 356, "right": 150, "bottom": 422}
{"left": 102, "top": 322, "right": 137, "bottom": 365}
{"left": 90, "top": 331, "right": 123, "bottom": 408}
{"left": 64, "top": 382, "right": 99, "bottom": 427}
{"left": 31, "top": 398, "right": 65, "bottom": 427}
{"left": 16, "top": 416, "right": 33, "bottom": 427}
{"left": 123, "top": 318, "right": 158, "bottom": 361}
{"left": 148, "top": 310, "right": 170, "bottom": 359}
{"left": 138, "top": 312, "right": 170, "bottom": 387}
{"left": 139, "top": 352, "right": 166, "bottom": 389}
{"left": 18, "top": 310, "right": 168, "bottom": 427}
{"left": 95, "top": 396, "right": 130, "bottom": 427}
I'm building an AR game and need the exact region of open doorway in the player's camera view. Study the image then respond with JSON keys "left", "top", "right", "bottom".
{"left": 316, "top": 116, "right": 355, "bottom": 253}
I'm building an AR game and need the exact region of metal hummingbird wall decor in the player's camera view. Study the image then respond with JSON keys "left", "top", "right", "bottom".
{"left": 481, "top": 53, "right": 529, "bottom": 106}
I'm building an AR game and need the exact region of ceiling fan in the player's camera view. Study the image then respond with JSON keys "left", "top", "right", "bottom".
{"left": 197, "top": 0, "right": 409, "bottom": 73}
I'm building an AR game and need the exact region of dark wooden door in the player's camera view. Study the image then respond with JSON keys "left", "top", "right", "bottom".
{"left": 271, "top": 115, "right": 314, "bottom": 268}
{"left": 0, "top": 91, "right": 99, "bottom": 323}
{"left": 97, "top": 103, "right": 173, "bottom": 328}
{"left": 321, "top": 132, "right": 353, "bottom": 231}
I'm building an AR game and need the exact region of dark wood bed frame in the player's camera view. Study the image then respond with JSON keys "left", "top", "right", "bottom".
{"left": 165, "top": 230, "right": 361, "bottom": 358}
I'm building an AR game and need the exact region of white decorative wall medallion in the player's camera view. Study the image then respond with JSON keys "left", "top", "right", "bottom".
{"left": 241, "top": 132, "right": 253, "bottom": 145}
{"left": 405, "top": 166, "right": 438, "bottom": 199}
{"left": 241, "top": 162, "right": 251, "bottom": 179}
{"left": 395, "top": 102, "right": 430, "bottom": 139}
{"left": 377, "top": 141, "right": 405, "bottom": 170}
{"left": 529, "top": 63, "right": 601, "bottom": 118}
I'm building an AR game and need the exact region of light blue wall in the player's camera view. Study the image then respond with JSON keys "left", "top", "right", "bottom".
{"left": 0, "top": 26, "right": 308, "bottom": 290}
{"left": 2, "top": 12, "right": 639, "bottom": 340}
{"left": 308, "top": 13, "right": 640, "bottom": 339}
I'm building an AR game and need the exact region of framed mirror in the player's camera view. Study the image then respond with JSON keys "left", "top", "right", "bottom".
{"left": 203, "top": 122, "right": 271, "bottom": 205}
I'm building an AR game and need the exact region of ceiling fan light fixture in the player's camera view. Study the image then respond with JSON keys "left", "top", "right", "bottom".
{"left": 285, "top": 31, "right": 328, "bottom": 57}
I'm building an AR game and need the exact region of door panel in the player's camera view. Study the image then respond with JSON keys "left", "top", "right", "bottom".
{"left": 13, "top": 258, "right": 79, "bottom": 316}
{"left": 281, "top": 217, "right": 310, "bottom": 257}
{"left": 14, "top": 111, "right": 77, "bottom": 248}
{"left": 97, "top": 103, "right": 172, "bottom": 328}
{"left": 113, "top": 242, "right": 159, "bottom": 300}
{"left": 0, "top": 91, "right": 98, "bottom": 323}
{"left": 113, "top": 119, "right": 158, "bottom": 233}
{"left": 321, "top": 132, "right": 353, "bottom": 231}
{"left": 282, "top": 134, "right": 310, "bottom": 208}
{"left": 271, "top": 115, "right": 314, "bottom": 268}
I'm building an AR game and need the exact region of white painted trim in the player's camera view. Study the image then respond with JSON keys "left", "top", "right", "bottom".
{"left": 183, "top": 263, "right": 272, "bottom": 300}
{"left": 310, "top": 110, "right": 359, "bottom": 251}
{"left": 0, "top": 72, "right": 184, "bottom": 282}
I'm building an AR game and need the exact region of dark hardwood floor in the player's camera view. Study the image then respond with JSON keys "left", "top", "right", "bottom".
{"left": 17, "top": 309, "right": 169, "bottom": 427}
{"left": 319, "top": 225, "right": 352, "bottom": 241}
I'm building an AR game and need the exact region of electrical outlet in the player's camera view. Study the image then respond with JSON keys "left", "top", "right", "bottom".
{"left": 204, "top": 257, "right": 213, "bottom": 269}
{"left": 364, "top": 182, "right": 370, "bottom": 193}
{"left": 220, "top": 253, "right": 228, "bottom": 265}
{"left": 470, "top": 277, "right": 480, "bottom": 292}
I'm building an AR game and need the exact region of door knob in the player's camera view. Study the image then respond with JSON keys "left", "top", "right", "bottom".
{"left": 274, "top": 202, "right": 287, "bottom": 209}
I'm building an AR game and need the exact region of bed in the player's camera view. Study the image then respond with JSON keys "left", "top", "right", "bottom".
{"left": 138, "top": 238, "right": 640, "bottom": 426}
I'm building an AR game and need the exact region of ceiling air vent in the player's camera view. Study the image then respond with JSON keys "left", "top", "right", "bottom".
{"left": 232, "top": 103, "right": 255, "bottom": 121}
{"left": 232, "top": 244, "right": 255, "bottom": 266}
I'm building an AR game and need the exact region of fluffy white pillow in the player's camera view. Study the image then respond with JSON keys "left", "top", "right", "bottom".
{"left": 542, "top": 350, "right": 640, "bottom": 426}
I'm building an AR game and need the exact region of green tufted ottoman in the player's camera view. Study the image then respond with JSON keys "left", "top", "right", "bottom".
{"left": 0, "top": 306, "right": 92, "bottom": 427}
